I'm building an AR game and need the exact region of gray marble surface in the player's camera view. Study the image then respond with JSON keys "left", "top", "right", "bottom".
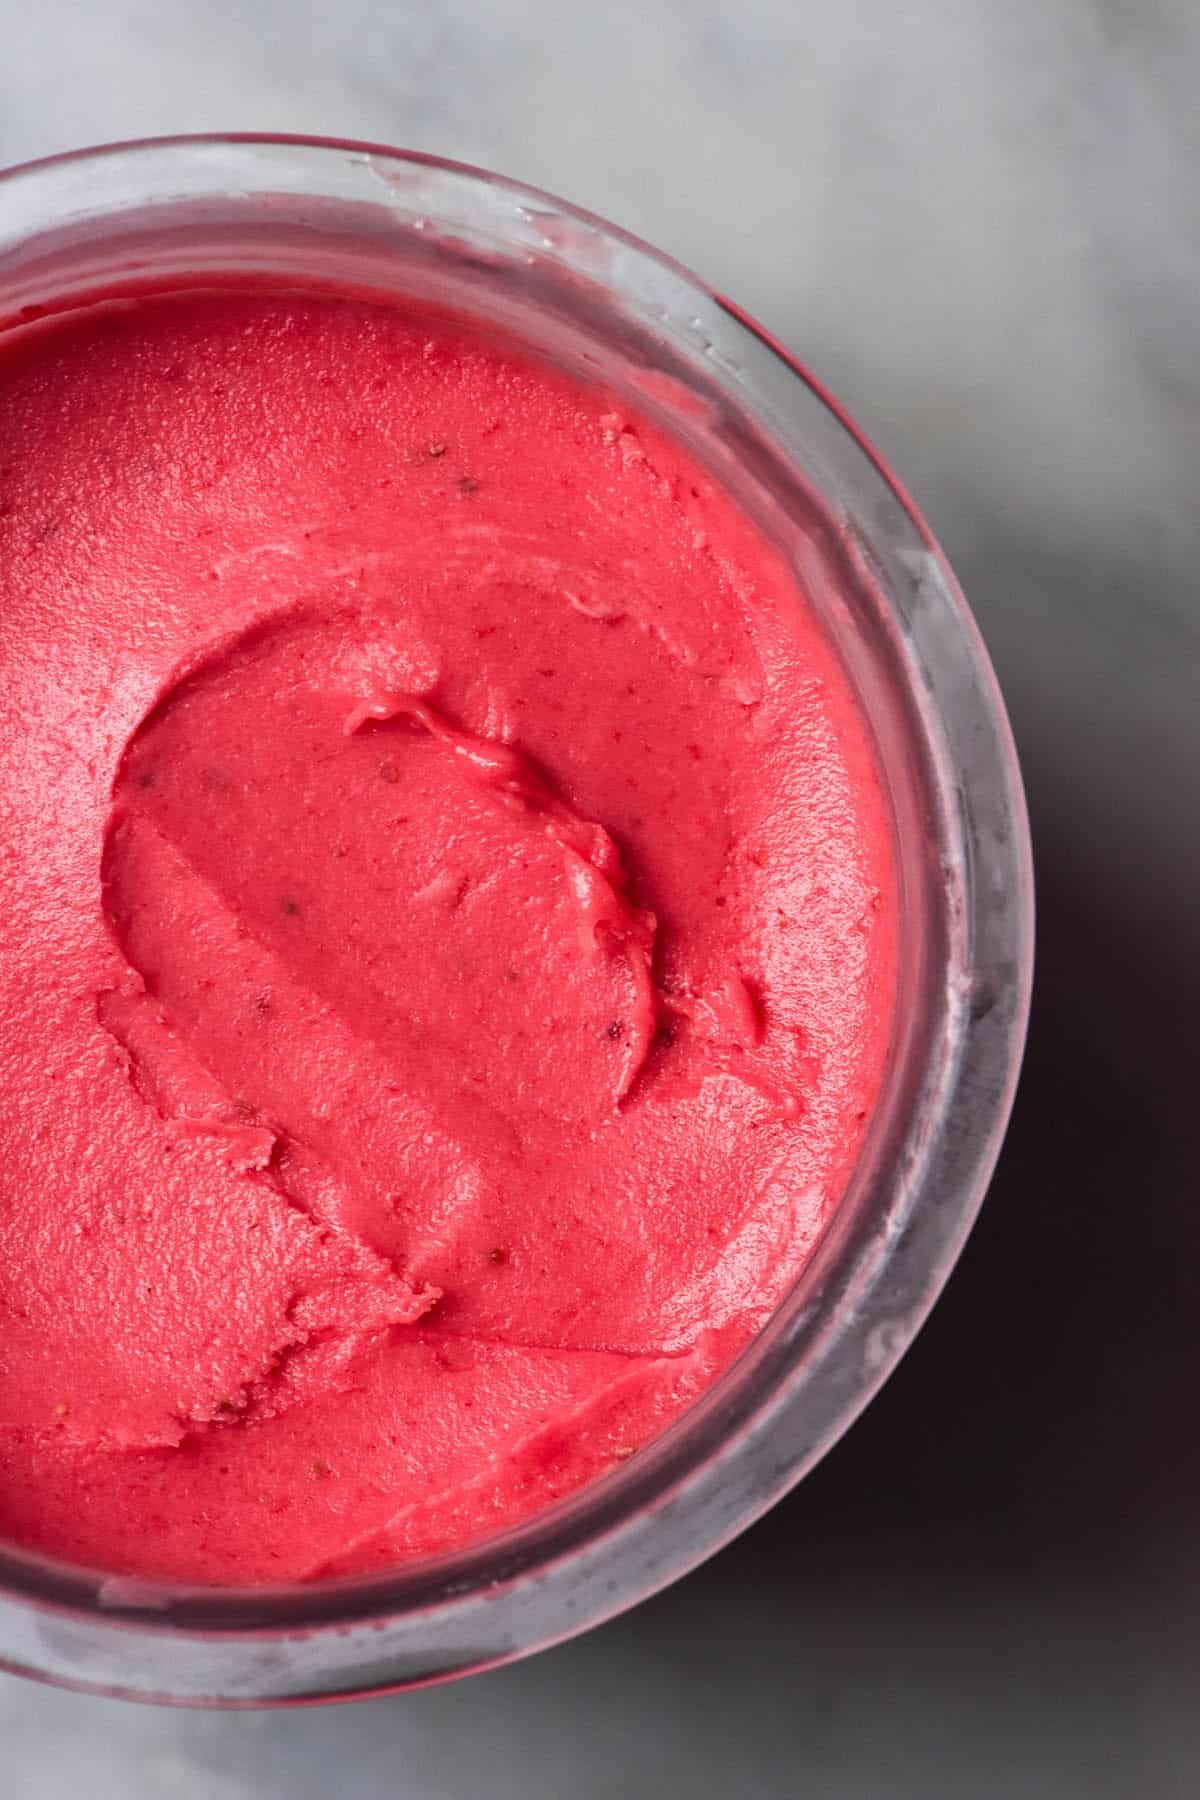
{"left": 1, "top": 3, "right": 1198, "bottom": 1793}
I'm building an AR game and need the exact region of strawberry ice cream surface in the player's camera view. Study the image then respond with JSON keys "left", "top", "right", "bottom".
{"left": 0, "top": 286, "right": 895, "bottom": 1583}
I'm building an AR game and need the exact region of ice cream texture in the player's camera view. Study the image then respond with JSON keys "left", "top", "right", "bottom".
{"left": 0, "top": 286, "right": 895, "bottom": 1582}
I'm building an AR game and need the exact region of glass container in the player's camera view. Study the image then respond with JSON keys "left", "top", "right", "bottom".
{"left": 0, "top": 135, "right": 1033, "bottom": 1705}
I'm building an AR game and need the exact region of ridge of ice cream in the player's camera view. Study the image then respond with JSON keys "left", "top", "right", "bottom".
{"left": 0, "top": 286, "right": 895, "bottom": 1582}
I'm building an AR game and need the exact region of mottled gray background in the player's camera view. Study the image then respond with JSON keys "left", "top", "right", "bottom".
{"left": 2, "top": 2, "right": 1198, "bottom": 1793}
